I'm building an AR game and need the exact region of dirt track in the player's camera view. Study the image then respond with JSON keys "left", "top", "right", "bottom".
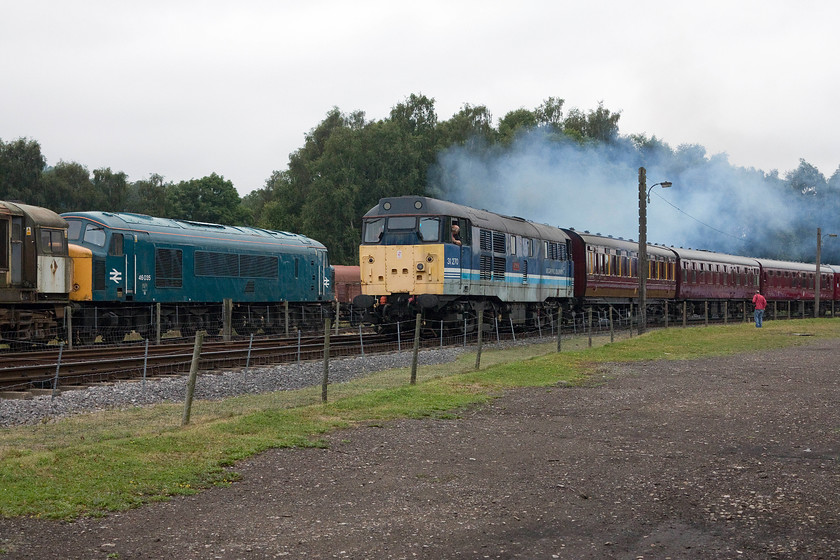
{"left": 2, "top": 339, "right": 839, "bottom": 559}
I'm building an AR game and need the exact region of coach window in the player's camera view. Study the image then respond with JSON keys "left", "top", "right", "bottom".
{"left": 109, "top": 233, "right": 124, "bottom": 256}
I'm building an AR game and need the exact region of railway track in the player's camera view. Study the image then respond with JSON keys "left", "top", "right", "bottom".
{"left": 0, "top": 332, "right": 397, "bottom": 394}
{"left": 0, "top": 310, "right": 776, "bottom": 396}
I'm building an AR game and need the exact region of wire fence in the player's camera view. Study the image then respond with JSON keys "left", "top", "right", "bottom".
{"left": 2, "top": 298, "right": 837, "bottom": 429}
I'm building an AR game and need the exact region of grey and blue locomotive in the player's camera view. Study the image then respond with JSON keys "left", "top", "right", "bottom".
{"left": 353, "top": 196, "right": 573, "bottom": 330}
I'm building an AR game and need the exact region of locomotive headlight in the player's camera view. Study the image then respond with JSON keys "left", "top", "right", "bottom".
{"left": 416, "top": 262, "right": 425, "bottom": 271}
{"left": 367, "top": 256, "right": 375, "bottom": 264}
{"left": 426, "top": 254, "right": 434, "bottom": 263}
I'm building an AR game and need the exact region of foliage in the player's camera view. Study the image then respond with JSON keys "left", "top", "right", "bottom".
{"left": 166, "top": 173, "right": 249, "bottom": 224}
{"left": 0, "top": 137, "right": 46, "bottom": 206}
{"left": 3, "top": 92, "right": 839, "bottom": 263}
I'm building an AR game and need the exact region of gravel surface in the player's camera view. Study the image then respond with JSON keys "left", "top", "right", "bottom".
{"left": 1, "top": 338, "right": 840, "bottom": 559}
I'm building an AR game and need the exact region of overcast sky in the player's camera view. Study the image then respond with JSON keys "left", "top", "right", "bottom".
{"left": 2, "top": 0, "right": 839, "bottom": 197}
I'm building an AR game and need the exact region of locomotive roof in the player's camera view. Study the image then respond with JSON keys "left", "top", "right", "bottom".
{"left": 0, "top": 200, "right": 67, "bottom": 229}
{"left": 61, "top": 211, "right": 326, "bottom": 249}
{"left": 365, "top": 196, "right": 570, "bottom": 242}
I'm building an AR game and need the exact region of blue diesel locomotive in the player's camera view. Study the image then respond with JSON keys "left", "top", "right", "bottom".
{"left": 62, "top": 211, "right": 333, "bottom": 340}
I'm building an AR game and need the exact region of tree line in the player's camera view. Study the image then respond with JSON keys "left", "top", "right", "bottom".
{"left": 2, "top": 93, "right": 839, "bottom": 264}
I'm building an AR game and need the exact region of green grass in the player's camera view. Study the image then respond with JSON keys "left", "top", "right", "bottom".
{"left": 1, "top": 319, "right": 838, "bottom": 520}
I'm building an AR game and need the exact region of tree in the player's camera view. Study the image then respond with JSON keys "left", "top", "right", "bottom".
{"left": 535, "top": 97, "right": 565, "bottom": 131}
{"left": 167, "top": 173, "right": 245, "bottom": 224}
{"left": 39, "top": 161, "right": 95, "bottom": 212}
{"left": 435, "top": 103, "right": 495, "bottom": 149}
{"left": 126, "top": 174, "right": 170, "bottom": 216}
{"left": 786, "top": 158, "right": 825, "bottom": 196}
{"left": 498, "top": 108, "right": 538, "bottom": 143}
{"left": 389, "top": 93, "right": 438, "bottom": 137}
{"left": 562, "top": 101, "right": 621, "bottom": 143}
{"left": 0, "top": 137, "right": 46, "bottom": 205}
{"left": 93, "top": 168, "right": 129, "bottom": 211}
{"left": 586, "top": 101, "right": 621, "bottom": 143}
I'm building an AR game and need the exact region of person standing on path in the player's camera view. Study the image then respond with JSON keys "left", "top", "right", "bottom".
{"left": 752, "top": 290, "right": 767, "bottom": 327}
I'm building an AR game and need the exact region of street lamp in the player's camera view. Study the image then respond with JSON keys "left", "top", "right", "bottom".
{"left": 638, "top": 167, "right": 672, "bottom": 334}
{"left": 815, "top": 227, "right": 838, "bottom": 318}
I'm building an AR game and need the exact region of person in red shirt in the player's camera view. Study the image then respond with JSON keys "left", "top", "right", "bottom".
{"left": 752, "top": 290, "right": 767, "bottom": 327}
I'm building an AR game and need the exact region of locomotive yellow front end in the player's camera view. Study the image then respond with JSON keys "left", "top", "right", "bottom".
{"left": 68, "top": 243, "right": 93, "bottom": 301}
{"left": 353, "top": 196, "right": 470, "bottom": 327}
{"left": 359, "top": 243, "right": 445, "bottom": 298}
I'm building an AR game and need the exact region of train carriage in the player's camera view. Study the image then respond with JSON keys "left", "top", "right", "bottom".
{"left": 355, "top": 196, "right": 574, "bottom": 329}
{"left": 62, "top": 211, "right": 333, "bottom": 339}
{"left": 565, "top": 231, "right": 677, "bottom": 302}
{"left": 672, "top": 248, "right": 760, "bottom": 300}
{"left": 755, "top": 258, "right": 820, "bottom": 302}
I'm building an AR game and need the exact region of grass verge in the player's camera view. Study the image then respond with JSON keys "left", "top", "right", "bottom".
{"left": 1, "top": 319, "right": 838, "bottom": 519}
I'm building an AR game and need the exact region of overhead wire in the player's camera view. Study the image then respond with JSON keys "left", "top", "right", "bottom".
{"left": 651, "top": 190, "right": 748, "bottom": 245}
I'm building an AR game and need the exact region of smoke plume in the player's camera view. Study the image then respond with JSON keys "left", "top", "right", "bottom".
{"left": 430, "top": 129, "right": 837, "bottom": 263}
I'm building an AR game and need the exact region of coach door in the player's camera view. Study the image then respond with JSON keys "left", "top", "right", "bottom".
{"left": 0, "top": 215, "right": 9, "bottom": 287}
{"left": 10, "top": 216, "right": 22, "bottom": 285}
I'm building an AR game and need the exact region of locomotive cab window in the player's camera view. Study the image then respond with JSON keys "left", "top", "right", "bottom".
{"left": 83, "top": 224, "right": 106, "bottom": 247}
{"left": 67, "top": 220, "right": 83, "bottom": 241}
{"left": 362, "top": 218, "right": 385, "bottom": 243}
{"left": 450, "top": 218, "right": 470, "bottom": 246}
{"left": 387, "top": 216, "right": 416, "bottom": 230}
{"left": 417, "top": 217, "right": 440, "bottom": 242}
{"left": 39, "top": 228, "right": 66, "bottom": 255}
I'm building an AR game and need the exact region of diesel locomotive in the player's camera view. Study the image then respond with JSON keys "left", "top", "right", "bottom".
{"left": 62, "top": 211, "right": 334, "bottom": 341}
{"left": 352, "top": 195, "right": 839, "bottom": 329}
{"left": 0, "top": 201, "right": 72, "bottom": 340}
